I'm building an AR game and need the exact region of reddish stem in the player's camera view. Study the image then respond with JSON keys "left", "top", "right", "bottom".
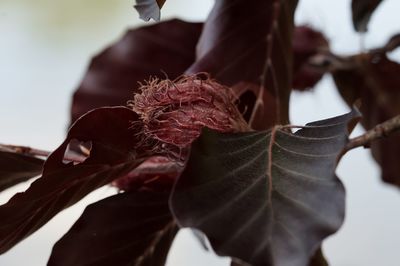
{"left": 345, "top": 114, "right": 400, "bottom": 152}
{"left": 0, "top": 144, "right": 86, "bottom": 163}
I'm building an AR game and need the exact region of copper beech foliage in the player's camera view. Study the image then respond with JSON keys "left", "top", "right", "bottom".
{"left": 0, "top": 0, "right": 398, "bottom": 266}
{"left": 309, "top": 33, "right": 400, "bottom": 186}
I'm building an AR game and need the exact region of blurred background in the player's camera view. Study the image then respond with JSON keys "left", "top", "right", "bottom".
{"left": 0, "top": 0, "right": 399, "bottom": 265}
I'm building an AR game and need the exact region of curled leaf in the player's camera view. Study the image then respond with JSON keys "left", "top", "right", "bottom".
{"left": 134, "top": 0, "right": 166, "bottom": 21}
{"left": 0, "top": 107, "right": 148, "bottom": 254}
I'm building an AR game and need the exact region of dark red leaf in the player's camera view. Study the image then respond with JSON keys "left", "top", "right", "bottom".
{"left": 292, "top": 26, "right": 329, "bottom": 91}
{"left": 113, "top": 156, "right": 181, "bottom": 193}
{"left": 71, "top": 19, "right": 202, "bottom": 123}
{"left": 331, "top": 35, "right": 400, "bottom": 186}
{"left": 0, "top": 150, "right": 43, "bottom": 192}
{"left": 351, "top": 0, "right": 383, "bottom": 32}
{"left": 309, "top": 248, "right": 328, "bottom": 266}
{"left": 185, "top": 0, "right": 298, "bottom": 130}
{"left": 0, "top": 107, "right": 148, "bottom": 254}
{"left": 134, "top": 0, "right": 166, "bottom": 21}
{"left": 171, "top": 109, "right": 359, "bottom": 265}
{"left": 48, "top": 190, "right": 177, "bottom": 266}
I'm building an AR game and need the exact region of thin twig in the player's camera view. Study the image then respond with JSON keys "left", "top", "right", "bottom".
{"left": 345, "top": 114, "right": 400, "bottom": 152}
{"left": 0, "top": 143, "right": 86, "bottom": 163}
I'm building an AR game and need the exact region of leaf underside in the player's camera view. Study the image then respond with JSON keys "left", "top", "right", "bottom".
{"left": 48, "top": 190, "right": 177, "bottom": 266}
{"left": 171, "top": 109, "right": 359, "bottom": 266}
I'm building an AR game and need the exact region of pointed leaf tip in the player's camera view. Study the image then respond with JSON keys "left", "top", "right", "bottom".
{"left": 351, "top": 0, "right": 383, "bottom": 32}
{"left": 171, "top": 109, "right": 359, "bottom": 265}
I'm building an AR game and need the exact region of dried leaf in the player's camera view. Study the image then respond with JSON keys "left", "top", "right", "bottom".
{"left": 171, "top": 109, "right": 359, "bottom": 265}
{"left": 351, "top": 0, "right": 383, "bottom": 32}
{"left": 134, "top": 0, "right": 166, "bottom": 21}
{"left": 48, "top": 191, "right": 177, "bottom": 266}
{"left": 0, "top": 150, "right": 43, "bottom": 192}
{"left": 0, "top": 107, "right": 148, "bottom": 254}
{"left": 71, "top": 19, "right": 202, "bottom": 123}
{"left": 186, "top": 0, "right": 299, "bottom": 130}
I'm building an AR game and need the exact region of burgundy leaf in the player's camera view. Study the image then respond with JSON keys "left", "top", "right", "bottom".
{"left": 186, "top": 0, "right": 299, "bottom": 130}
{"left": 0, "top": 107, "right": 148, "bottom": 254}
{"left": 48, "top": 191, "right": 177, "bottom": 266}
{"left": 351, "top": 0, "right": 383, "bottom": 32}
{"left": 292, "top": 26, "right": 329, "bottom": 91}
{"left": 331, "top": 35, "right": 400, "bottom": 186}
{"left": 171, "top": 109, "right": 359, "bottom": 266}
{"left": 113, "top": 156, "right": 181, "bottom": 193}
{"left": 0, "top": 150, "right": 43, "bottom": 193}
{"left": 71, "top": 19, "right": 202, "bottom": 123}
{"left": 309, "top": 248, "right": 328, "bottom": 266}
{"left": 134, "top": 0, "right": 166, "bottom": 21}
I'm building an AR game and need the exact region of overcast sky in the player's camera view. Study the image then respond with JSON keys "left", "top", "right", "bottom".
{"left": 0, "top": 1, "right": 399, "bottom": 265}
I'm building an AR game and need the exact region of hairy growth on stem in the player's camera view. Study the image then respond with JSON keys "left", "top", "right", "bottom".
{"left": 131, "top": 75, "right": 249, "bottom": 148}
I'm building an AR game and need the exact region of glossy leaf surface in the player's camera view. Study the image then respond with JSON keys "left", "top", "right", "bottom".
{"left": 171, "top": 110, "right": 359, "bottom": 266}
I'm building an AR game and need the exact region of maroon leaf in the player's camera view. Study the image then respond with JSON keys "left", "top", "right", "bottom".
{"left": 48, "top": 191, "right": 177, "bottom": 266}
{"left": 134, "top": 0, "right": 166, "bottom": 21}
{"left": 0, "top": 107, "right": 148, "bottom": 254}
{"left": 0, "top": 150, "right": 44, "bottom": 192}
{"left": 113, "top": 156, "right": 181, "bottom": 193}
{"left": 309, "top": 248, "right": 328, "bottom": 266}
{"left": 71, "top": 19, "right": 202, "bottom": 123}
{"left": 331, "top": 35, "right": 400, "bottom": 186}
{"left": 171, "top": 110, "right": 359, "bottom": 265}
{"left": 186, "top": 0, "right": 298, "bottom": 130}
{"left": 292, "top": 26, "right": 329, "bottom": 91}
{"left": 351, "top": 0, "right": 383, "bottom": 32}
